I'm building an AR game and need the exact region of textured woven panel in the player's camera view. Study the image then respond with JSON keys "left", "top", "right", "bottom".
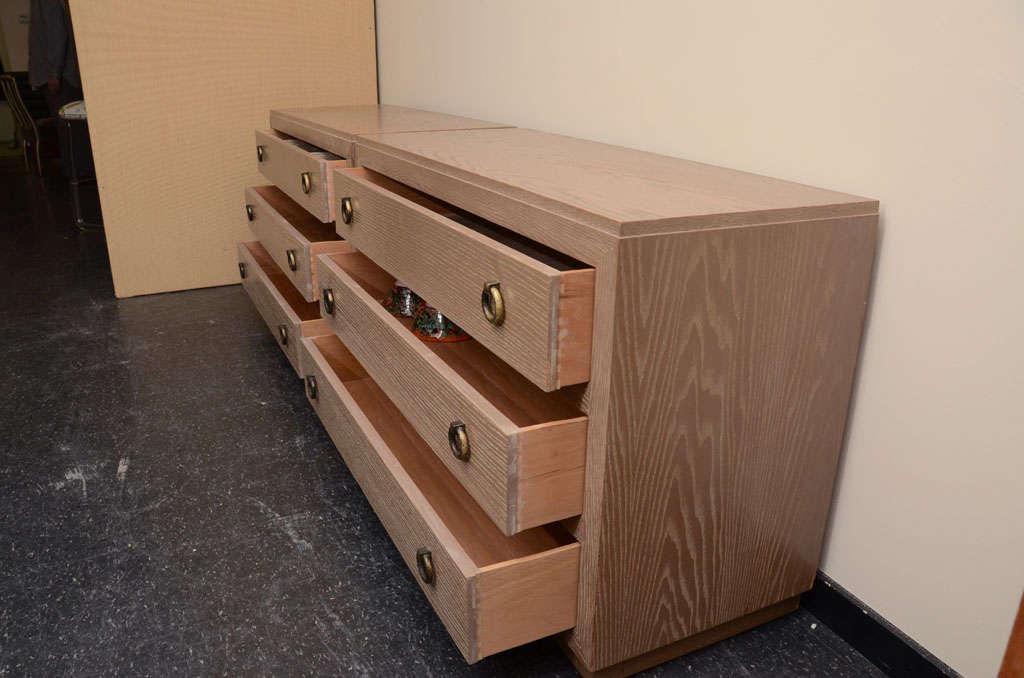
{"left": 71, "top": 0, "right": 377, "bottom": 297}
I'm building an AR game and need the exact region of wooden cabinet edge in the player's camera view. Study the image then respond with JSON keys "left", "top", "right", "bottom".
{"left": 268, "top": 110, "right": 357, "bottom": 160}
{"left": 301, "top": 335, "right": 580, "bottom": 663}
{"left": 555, "top": 268, "right": 596, "bottom": 389}
{"left": 512, "top": 417, "right": 588, "bottom": 533}
{"left": 472, "top": 542, "right": 581, "bottom": 662}
{"left": 316, "top": 252, "right": 587, "bottom": 535}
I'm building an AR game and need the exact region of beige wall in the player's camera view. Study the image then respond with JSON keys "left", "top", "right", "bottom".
{"left": 72, "top": 0, "right": 377, "bottom": 297}
{"left": 375, "top": 1, "right": 1024, "bottom": 675}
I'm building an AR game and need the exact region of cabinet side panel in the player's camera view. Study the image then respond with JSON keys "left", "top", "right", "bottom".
{"left": 590, "top": 215, "right": 877, "bottom": 668}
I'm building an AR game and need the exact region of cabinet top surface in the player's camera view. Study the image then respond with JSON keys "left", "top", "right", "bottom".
{"left": 356, "top": 127, "right": 878, "bottom": 236}
{"left": 269, "top": 104, "right": 510, "bottom": 142}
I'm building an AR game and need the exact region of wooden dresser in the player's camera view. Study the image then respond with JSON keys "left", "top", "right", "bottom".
{"left": 238, "top": 105, "right": 877, "bottom": 676}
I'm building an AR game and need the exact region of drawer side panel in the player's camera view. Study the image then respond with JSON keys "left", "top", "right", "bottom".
{"left": 300, "top": 338, "right": 476, "bottom": 658}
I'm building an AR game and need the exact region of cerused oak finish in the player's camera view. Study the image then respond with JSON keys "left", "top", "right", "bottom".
{"left": 563, "top": 597, "right": 800, "bottom": 678}
{"left": 238, "top": 109, "right": 878, "bottom": 675}
{"left": 245, "top": 185, "right": 349, "bottom": 302}
{"left": 236, "top": 241, "right": 338, "bottom": 376}
{"left": 268, "top": 104, "right": 510, "bottom": 160}
{"left": 348, "top": 126, "right": 878, "bottom": 674}
{"left": 254, "top": 129, "right": 350, "bottom": 222}
{"left": 591, "top": 217, "right": 876, "bottom": 668}
{"left": 316, "top": 249, "right": 587, "bottom": 535}
{"left": 299, "top": 334, "right": 579, "bottom": 662}
{"left": 332, "top": 167, "right": 595, "bottom": 391}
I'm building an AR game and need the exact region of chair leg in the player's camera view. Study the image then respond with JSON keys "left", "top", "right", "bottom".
{"left": 23, "top": 139, "right": 30, "bottom": 173}
{"left": 35, "top": 138, "right": 44, "bottom": 177}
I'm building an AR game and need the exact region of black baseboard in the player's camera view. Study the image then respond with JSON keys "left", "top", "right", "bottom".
{"left": 800, "top": 573, "right": 960, "bottom": 678}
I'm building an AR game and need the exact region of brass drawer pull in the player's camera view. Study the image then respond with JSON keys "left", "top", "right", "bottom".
{"left": 256, "top": 145, "right": 264, "bottom": 162}
{"left": 300, "top": 171, "right": 312, "bottom": 194}
{"left": 416, "top": 547, "right": 435, "bottom": 585}
{"left": 238, "top": 262, "right": 247, "bottom": 279}
{"left": 340, "top": 196, "right": 354, "bottom": 224}
{"left": 277, "top": 324, "right": 288, "bottom": 345}
{"left": 481, "top": 281, "right": 505, "bottom": 326}
{"left": 448, "top": 421, "right": 470, "bottom": 461}
{"left": 321, "top": 288, "right": 335, "bottom": 315}
{"left": 286, "top": 249, "right": 298, "bottom": 271}
{"left": 305, "top": 374, "right": 318, "bottom": 400}
{"left": 245, "top": 204, "right": 254, "bottom": 221}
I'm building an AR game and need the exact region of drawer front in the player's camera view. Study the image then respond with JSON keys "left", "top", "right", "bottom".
{"left": 333, "top": 168, "right": 595, "bottom": 392}
{"left": 245, "top": 185, "right": 351, "bottom": 302}
{"left": 237, "top": 241, "right": 329, "bottom": 375}
{"left": 255, "top": 129, "right": 349, "bottom": 223}
{"left": 299, "top": 335, "right": 580, "bottom": 662}
{"left": 317, "top": 252, "right": 587, "bottom": 535}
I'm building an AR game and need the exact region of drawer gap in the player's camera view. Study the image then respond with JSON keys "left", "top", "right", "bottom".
{"left": 264, "top": 128, "right": 344, "bottom": 160}
{"left": 251, "top": 186, "right": 344, "bottom": 243}
{"left": 331, "top": 250, "right": 584, "bottom": 427}
{"left": 243, "top": 241, "right": 320, "bottom": 321}
{"left": 311, "top": 333, "right": 574, "bottom": 567}
{"left": 347, "top": 168, "right": 589, "bottom": 272}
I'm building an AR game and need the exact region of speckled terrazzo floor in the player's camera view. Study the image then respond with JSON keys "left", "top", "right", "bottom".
{"left": 0, "top": 159, "right": 887, "bottom": 677}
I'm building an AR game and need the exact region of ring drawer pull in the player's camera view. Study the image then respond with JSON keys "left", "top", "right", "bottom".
{"left": 481, "top": 282, "right": 505, "bottom": 326}
{"left": 340, "top": 197, "right": 353, "bottom": 224}
{"left": 286, "top": 249, "right": 298, "bottom": 271}
{"left": 305, "top": 374, "right": 318, "bottom": 400}
{"left": 300, "top": 171, "right": 312, "bottom": 194}
{"left": 238, "top": 262, "right": 247, "bottom": 279}
{"left": 448, "top": 421, "right": 470, "bottom": 461}
{"left": 321, "top": 288, "right": 335, "bottom": 314}
{"left": 416, "top": 547, "right": 435, "bottom": 585}
{"left": 277, "top": 324, "right": 288, "bottom": 345}
{"left": 256, "top": 145, "right": 264, "bottom": 162}
{"left": 245, "top": 204, "right": 254, "bottom": 221}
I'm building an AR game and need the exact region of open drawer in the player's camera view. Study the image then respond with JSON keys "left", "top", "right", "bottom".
{"left": 236, "top": 241, "right": 331, "bottom": 376}
{"left": 255, "top": 129, "right": 350, "bottom": 222}
{"left": 245, "top": 185, "right": 351, "bottom": 302}
{"left": 332, "top": 167, "right": 595, "bottom": 391}
{"left": 317, "top": 251, "right": 587, "bottom": 535}
{"left": 300, "top": 334, "right": 580, "bottom": 662}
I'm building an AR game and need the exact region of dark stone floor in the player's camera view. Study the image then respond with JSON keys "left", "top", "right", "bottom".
{"left": 0, "top": 158, "right": 885, "bottom": 676}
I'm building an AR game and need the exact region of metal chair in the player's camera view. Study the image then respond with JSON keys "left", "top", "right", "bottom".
{"left": 58, "top": 100, "right": 102, "bottom": 231}
{"left": 0, "top": 74, "right": 57, "bottom": 175}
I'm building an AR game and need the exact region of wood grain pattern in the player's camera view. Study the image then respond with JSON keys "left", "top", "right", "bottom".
{"left": 301, "top": 334, "right": 475, "bottom": 654}
{"left": 245, "top": 185, "right": 351, "bottom": 301}
{"left": 241, "top": 241, "right": 322, "bottom": 321}
{"left": 354, "top": 141, "right": 616, "bottom": 268}
{"left": 563, "top": 596, "right": 799, "bottom": 678}
{"left": 556, "top": 269, "right": 596, "bottom": 388}
{"left": 240, "top": 110, "right": 883, "bottom": 670}
{"left": 333, "top": 167, "right": 595, "bottom": 391}
{"left": 70, "top": 0, "right": 377, "bottom": 297}
{"left": 300, "top": 335, "right": 579, "bottom": 663}
{"left": 475, "top": 545, "right": 581, "bottom": 659}
{"left": 237, "top": 241, "right": 330, "bottom": 376}
{"left": 317, "top": 251, "right": 587, "bottom": 534}
{"left": 515, "top": 420, "right": 589, "bottom": 532}
{"left": 354, "top": 128, "right": 878, "bottom": 238}
{"left": 571, "top": 215, "right": 877, "bottom": 670}
{"left": 269, "top": 104, "right": 510, "bottom": 159}
{"left": 255, "top": 129, "right": 350, "bottom": 222}
{"left": 1000, "top": 592, "right": 1024, "bottom": 678}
